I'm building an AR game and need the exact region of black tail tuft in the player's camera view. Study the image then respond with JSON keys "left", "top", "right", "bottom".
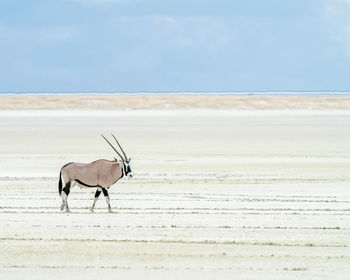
{"left": 58, "top": 171, "right": 62, "bottom": 196}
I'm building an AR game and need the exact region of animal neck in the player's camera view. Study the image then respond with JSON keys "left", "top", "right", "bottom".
{"left": 117, "top": 160, "right": 125, "bottom": 178}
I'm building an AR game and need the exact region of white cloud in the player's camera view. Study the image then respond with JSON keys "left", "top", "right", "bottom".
{"left": 325, "top": 0, "right": 350, "bottom": 56}
{"left": 0, "top": 25, "right": 79, "bottom": 50}
{"left": 114, "top": 15, "right": 234, "bottom": 50}
{"left": 151, "top": 15, "right": 176, "bottom": 24}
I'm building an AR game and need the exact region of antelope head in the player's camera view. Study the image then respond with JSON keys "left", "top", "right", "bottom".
{"left": 101, "top": 134, "right": 133, "bottom": 178}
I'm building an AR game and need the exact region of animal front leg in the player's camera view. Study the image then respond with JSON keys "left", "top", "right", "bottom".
{"left": 90, "top": 188, "right": 102, "bottom": 212}
{"left": 102, "top": 188, "right": 112, "bottom": 212}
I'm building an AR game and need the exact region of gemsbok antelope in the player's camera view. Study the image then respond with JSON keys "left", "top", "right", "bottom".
{"left": 58, "top": 134, "right": 133, "bottom": 212}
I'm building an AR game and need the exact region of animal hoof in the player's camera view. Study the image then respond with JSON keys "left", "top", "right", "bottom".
{"left": 108, "top": 209, "right": 113, "bottom": 213}
{"left": 90, "top": 208, "right": 94, "bottom": 212}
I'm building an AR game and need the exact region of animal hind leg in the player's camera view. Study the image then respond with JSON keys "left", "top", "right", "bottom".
{"left": 90, "top": 188, "right": 102, "bottom": 212}
{"left": 60, "top": 198, "right": 65, "bottom": 211}
{"left": 102, "top": 188, "right": 112, "bottom": 212}
{"left": 62, "top": 182, "right": 71, "bottom": 212}
{"left": 60, "top": 189, "right": 65, "bottom": 211}
{"left": 60, "top": 182, "right": 67, "bottom": 211}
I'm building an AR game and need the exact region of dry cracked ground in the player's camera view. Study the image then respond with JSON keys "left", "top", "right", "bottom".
{"left": 0, "top": 110, "right": 349, "bottom": 279}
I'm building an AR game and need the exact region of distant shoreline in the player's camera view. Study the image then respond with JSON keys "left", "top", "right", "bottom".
{"left": 1, "top": 94, "right": 350, "bottom": 110}
{"left": 1, "top": 91, "right": 350, "bottom": 97}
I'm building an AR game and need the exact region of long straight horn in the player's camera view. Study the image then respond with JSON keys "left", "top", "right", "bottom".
{"left": 101, "top": 134, "right": 125, "bottom": 161}
{"left": 111, "top": 134, "right": 128, "bottom": 160}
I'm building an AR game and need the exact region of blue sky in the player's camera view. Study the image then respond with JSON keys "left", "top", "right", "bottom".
{"left": 0, "top": 0, "right": 349, "bottom": 92}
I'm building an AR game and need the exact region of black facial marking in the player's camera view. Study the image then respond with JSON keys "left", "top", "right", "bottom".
{"left": 123, "top": 162, "right": 132, "bottom": 175}
{"left": 94, "top": 189, "right": 101, "bottom": 198}
{"left": 123, "top": 163, "right": 127, "bottom": 174}
{"left": 102, "top": 188, "right": 108, "bottom": 197}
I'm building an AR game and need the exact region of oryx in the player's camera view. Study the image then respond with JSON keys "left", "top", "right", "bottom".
{"left": 58, "top": 134, "right": 132, "bottom": 212}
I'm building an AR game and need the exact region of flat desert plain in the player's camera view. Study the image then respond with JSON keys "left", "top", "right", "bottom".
{"left": 0, "top": 99, "right": 349, "bottom": 279}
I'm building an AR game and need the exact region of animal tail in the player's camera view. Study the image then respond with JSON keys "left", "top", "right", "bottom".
{"left": 58, "top": 171, "right": 62, "bottom": 196}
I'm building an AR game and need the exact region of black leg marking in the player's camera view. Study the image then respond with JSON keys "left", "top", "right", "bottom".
{"left": 63, "top": 183, "right": 70, "bottom": 195}
{"left": 95, "top": 189, "right": 102, "bottom": 198}
{"left": 62, "top": 182, "right": 71, "bottom": 212}
{"left": 90, "top": 188, "right": 102, "bottom": 212}
{"left": 102, "top": 188, "right": 108, "bottom": 197}
{"left": 102, "top": 188, "right": 112, "bottom": 212}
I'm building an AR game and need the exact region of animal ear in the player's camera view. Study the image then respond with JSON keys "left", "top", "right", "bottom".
{"left": 129, "top": 157, "right": 131, "bottom": 162}
{"left": 114, "top": 157, "right": 118, "bottom": 162}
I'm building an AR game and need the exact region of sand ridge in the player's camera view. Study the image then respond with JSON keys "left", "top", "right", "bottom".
{"left": 1, "top": 94, "right": 350, "bottom": 110}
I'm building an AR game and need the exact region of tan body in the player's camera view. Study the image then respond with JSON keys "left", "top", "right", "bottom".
{"left": 58, "top": 134, "right": 132, "bottom": 213}
{"left": 62, "top": 160, "right": 123, "bottom": 188}
{"left": 58, "top": 159, "right": 125, "bottom": 213}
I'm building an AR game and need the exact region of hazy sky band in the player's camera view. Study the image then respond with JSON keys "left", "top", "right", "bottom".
{"left": 0, "top": 0, "right": 349, "bottom": 92}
